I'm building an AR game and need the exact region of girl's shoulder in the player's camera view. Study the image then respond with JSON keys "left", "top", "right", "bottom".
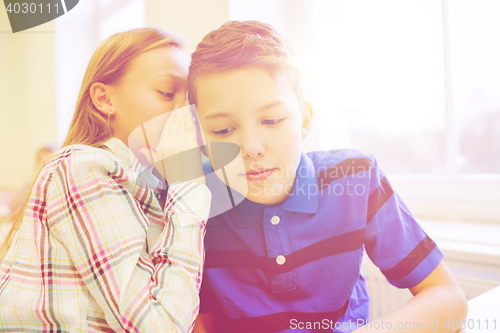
{"left": 40, "top": 141, "right": 157, "bottom": 194}
{"left": 47, "top": 144, "right": 118, "bottom": 168}
{"left": 41, "top": 143, "right": 132, "bottom": 183}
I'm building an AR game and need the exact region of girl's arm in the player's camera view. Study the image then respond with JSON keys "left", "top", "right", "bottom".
{"left": 47, "top": 149, "right": 211, "bottom": 332}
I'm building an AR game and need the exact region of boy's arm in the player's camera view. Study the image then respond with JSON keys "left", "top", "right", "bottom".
{"left": 353, "top": 261, "right": 468, "bottom": 333}
{"left": 193, "top": 313, "right": 215, "bottom": 333}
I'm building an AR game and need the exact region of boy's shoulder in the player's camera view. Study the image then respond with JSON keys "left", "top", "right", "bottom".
{"left": 305, "top": 149, "right": 377, "bottom": 172}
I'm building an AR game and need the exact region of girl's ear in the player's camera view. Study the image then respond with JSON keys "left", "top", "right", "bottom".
{"left": 301, "top": 101, "right": 314, "bottom": 141}
{"left": 89, "top": 82, "right": 114, "bottom": 116}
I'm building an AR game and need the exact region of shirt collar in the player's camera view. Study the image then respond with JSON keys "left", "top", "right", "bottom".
{"left": 101, "top": 137, "right": 165, "bottom": 191}
{"left": 280, "top": 151, "right": 319, "bottom": 214}
{"left": 209, "top": 151, "right": 318, "bottom": 228}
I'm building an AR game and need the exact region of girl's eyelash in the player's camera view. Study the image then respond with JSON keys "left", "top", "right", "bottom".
{"left": 159, "top": 91, "right": 175, "bottom": 99}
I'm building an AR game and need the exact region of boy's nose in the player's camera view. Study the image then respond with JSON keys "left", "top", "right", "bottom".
{"left": 240, "top": 135, "right": 265, "bottom": 159}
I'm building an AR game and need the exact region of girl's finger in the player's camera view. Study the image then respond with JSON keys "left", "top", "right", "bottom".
{"left": 160, "top": 108, "right": 184, "bottom": 142}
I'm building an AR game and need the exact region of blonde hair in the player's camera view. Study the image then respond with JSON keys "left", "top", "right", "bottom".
{"left": 0, "top": 28, "right": 180, "bottom": 261}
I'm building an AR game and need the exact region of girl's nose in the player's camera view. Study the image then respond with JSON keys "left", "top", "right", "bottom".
{"left": 174, "top": 93, "right": 188, "bottom": 109}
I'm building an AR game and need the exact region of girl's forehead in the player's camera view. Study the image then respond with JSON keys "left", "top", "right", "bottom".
{"left": 126, "top": 47, "right": 188, "bottom": 80}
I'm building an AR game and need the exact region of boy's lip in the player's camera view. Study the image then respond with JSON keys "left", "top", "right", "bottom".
{"left": 241, "top": 168, "right": 277, "bottom": 181}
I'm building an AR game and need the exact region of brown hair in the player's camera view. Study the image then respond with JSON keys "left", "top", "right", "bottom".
{"left": 0, "top": 28, "right": 180, "bottom": 261}
{"left": 187, "top": 20, "right": 303, "bottom": 107}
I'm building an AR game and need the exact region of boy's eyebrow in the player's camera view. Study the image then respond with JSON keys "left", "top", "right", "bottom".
{"left": 204, "top": 112, "right": 230, "bottom": 121}
{"left": 259, "top": 101, "right": 283, "bottom": 111}
{"left": 203, "top": 101, "right": 284, "bottom": 122}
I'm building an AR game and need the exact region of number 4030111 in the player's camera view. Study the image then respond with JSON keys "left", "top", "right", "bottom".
{"left": 444, "top": 319, "right": 497, "bottom": 330}
{"left": 6, "top": 2, "right": 60, "bottom": 14}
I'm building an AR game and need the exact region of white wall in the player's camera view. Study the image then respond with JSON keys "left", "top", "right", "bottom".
{"left": 0, "top": 11, "right": 58, "bottom": 190}
{"left": 145, "top": 0, "right": 230, "bottom": 54}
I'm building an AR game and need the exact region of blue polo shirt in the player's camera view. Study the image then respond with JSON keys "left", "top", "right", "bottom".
{"left": 200, "top": 150, "right": 444, "bottom": 333}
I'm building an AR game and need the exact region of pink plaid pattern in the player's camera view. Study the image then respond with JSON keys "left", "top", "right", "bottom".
{"left": 0, "top": 138, "right": 211, "bottom": 332}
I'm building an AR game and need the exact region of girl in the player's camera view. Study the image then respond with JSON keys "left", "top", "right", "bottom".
{"left": 0, "top": 28, "right": 210, "bottom": 332}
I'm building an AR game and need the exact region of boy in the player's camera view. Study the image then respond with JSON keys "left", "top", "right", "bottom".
{"left": 188, "top": 21, "right": 467, "bottom": 333}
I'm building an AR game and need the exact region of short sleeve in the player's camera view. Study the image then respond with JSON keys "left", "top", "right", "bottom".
{"left": 364, "top": 157, "right": 444, "bottom": 288}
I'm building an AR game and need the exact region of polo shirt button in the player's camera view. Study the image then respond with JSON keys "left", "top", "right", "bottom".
{"left": 276, "top": 255, "right": 286, "bottom": 265}
{"left": 271, "top": 216, "right": 280, "bottom": 225}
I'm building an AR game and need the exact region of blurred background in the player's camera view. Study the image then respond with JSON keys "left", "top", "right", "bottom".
{"left": 1, "top": 0, "right": 499, "bottom": 222}
{"left": 1, "top": 0, "right": 499, "bottom": 319}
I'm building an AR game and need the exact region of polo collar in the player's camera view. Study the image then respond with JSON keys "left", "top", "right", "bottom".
{"left": 280, "top": 151, "right": 319, "bottom": 214}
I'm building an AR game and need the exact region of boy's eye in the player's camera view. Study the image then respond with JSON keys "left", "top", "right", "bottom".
{"left": 262, "top": 118, "right": 285, "bottom": 125}
{"left": 158, "top": 91, "right": 175, "bottom": 100}
{"left": 212, "top": 127, "right": 235, "bottom": 136}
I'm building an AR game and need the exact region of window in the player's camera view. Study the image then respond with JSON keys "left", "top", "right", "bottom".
{"left": 449, "top": 0, "right": 500, "bottom": 174}
{"left": 310, "top": 0, "right": 447, "bottom": 174}
{"left": 309, "top": 0, "right": 500, "bottom": 177}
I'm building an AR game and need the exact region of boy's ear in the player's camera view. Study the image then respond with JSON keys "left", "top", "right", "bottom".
{"left": 89, "top": 82, "right": 115, "bottom": 116}
{"left": 301, "top": 101, "right": 314, "bottom": 141}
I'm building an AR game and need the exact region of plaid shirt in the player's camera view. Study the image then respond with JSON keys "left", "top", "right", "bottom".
{"left": 0, "top": 138, "right": 211, "bottom": 332}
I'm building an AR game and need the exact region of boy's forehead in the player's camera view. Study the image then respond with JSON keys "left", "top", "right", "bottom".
{"left": 196, "top": 67, "right": 272, "bottom": 91}
{"left": 195, "top": 67, "right": 295, "bottom": 114}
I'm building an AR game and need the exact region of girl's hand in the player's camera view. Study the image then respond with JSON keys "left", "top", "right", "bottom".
{"left": 139, "top": 102, "right": 205, "bottom": 185}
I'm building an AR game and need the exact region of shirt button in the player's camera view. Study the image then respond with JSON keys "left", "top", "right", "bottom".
{"left": 276, "top": 255, "right": 286, "bottom": 265}
{"left": 271, "top": 215, "right": 280, "bottom": 225}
